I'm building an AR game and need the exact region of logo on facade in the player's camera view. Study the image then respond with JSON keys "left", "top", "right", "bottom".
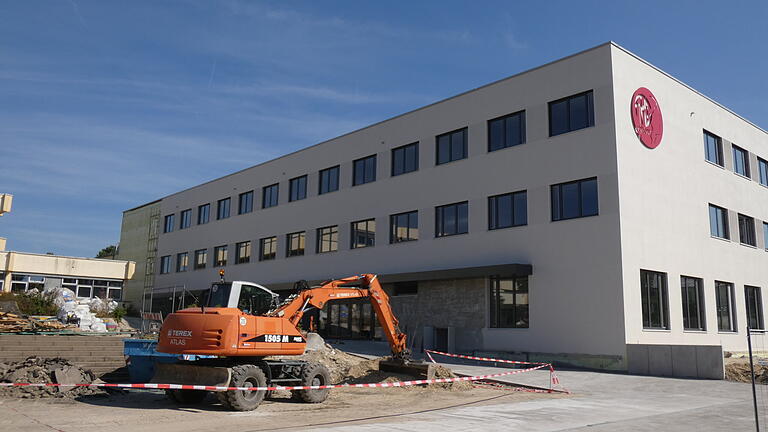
{"left": 630, "top": 87, "right": 663, "bottom": 149}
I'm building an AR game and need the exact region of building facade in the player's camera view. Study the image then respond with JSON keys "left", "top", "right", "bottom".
{"left": 116, "top": 200, "right": 161, "bottom": 307}
{"left": 119, "top": 42, "right": 767, "bottom": 377}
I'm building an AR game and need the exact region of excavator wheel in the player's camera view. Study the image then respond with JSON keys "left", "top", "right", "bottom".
{"left": 291, "top": 362, "right": 330, "bottom": 403}
{"left": 222, "top": 364, "right": 268, "bottom": 411}
{"left": 165, "top": 389, "right": 207, "bottom": 405}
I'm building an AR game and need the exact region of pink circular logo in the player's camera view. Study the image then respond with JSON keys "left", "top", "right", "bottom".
{"left": 630, "top": 87, "right": 663, "bottom": 149}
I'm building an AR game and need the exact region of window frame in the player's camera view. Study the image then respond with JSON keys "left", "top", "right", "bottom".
{"left": 703, "top": 130, "right": 724, "bottom": 166}
{"left": 391, "top": 142, "right": 419, "bottom": 176}
{"left": 746, "top": 285, "right": 765, "bottom": 331}
{"left": 435, "top": 201, "right": 469, "bottom": 238}
{"left": 193, "top": 249, "right": 207, "bottom": 270}
{"left": 176, "top": 252, "right": 189, "bottom": 272}
{"left": 316, "top": 225, "right": 339, "bottom": 254}
{"left": 640, "top": 269, "right": 670, "bottom": 330}
{"left": 235, "top": 241, "right": 251, "bottom": 264}
{"left": 732, "top": 145, "right": 751, "bottom": 178}
{"left": 160, "top": 255, "right": 172, "bottom": 274}
{"left": 435, "top": 127, "right": 468, "bottom": 165}
{"left": 389, "top": 210, "right": 419, "bottom": 244}
{"left": 214, "top": 245, "right": 228, "bottom": 267}
{"left": 548, "top": 90, "right": 595, "bottom": 137}
{"left": 286, "top": 231, "right": 306, "bottom": 257}
{"left": 197, "top": 204, "right": 210, "bottom": 225}
{"left": 489, "top": 276, "right": 529, "bottom": 329}
{"left": 259, "top": 236, "right": 277, "bottom": 261}
{"left": 680, "top": 276, "right": 706, "bottom": 331}
{"left": 550, "top": 177, "right": 599, "bottom": 221}
{"left": 488, "top": 110, "right": 526, "bottom": 152}
{"left": 163, "top": 214, "right": 175, "bottom": 233}
{"left": 738, "top": 213, "right": 756, "bottom": 246}
{"left": 238, "top": 191, "right": 254, "bottom": 215}
{"left": 353, "top": 155, "right": 377, "bottom": 186}
{"left": 715, "top": 281, "right": 736, "bottom": 332}
{"left": 488, "top": 190, "right": 528, "bottom": 230}
{"left": 319, "top": 165, "right": 340, "bottom": 195}
{"left": 217, "top": 197, "right": 231, "bottom": 220}
{"left": 289, "top": 175, "right": 308, "bottom": 202}
{"left": 179, "top": 209, "right": 192, "bottom": 229}
{"left": 709, "top": 204, "right": 730, "bottom": 240}
{"left": 764, "top": 222, "right": 768, "bottom": 251}
{"left": 351, "top": 218, "right": 376, "bottom": 249}
{"left": 262, "top": 183, "right": 279, "bottom": 208}
{"left": 759, "top": 157, "right": 768, "bottom": 187}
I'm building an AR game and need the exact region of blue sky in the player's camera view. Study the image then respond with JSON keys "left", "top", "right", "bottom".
{"left": 0, "top": 1, "right": 765, "bottom": 258}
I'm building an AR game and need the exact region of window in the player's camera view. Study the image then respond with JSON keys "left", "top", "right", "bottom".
{"left": 738, "top": 213, "right": 756, "bottom": 246}
{"left": 353, "top": 155, "right": 376, "bottom": 186}
{"left": 488, "top": 111, "right": 526, "bottom": 151}
{"left": 176, "top": 252, "right": 188, "bottom": 272}
{"left": 179, "top": 209, "right": 192, "bottom": 229}
{"left": 319, "top": 165, "right": 340, "bottom": 194}
{"left": 489, "top": 277, "right": 529, "bottom": 328}
{"left": 163, "top": 214, "right": 175, "bottom": 233}
{"left": 681, "top": 276, "right": 705, "bottom": 331}
{"left": 436, "top": 128, "right": 467, "bottom": 165}
{"left": 733, "top": 145, "right": 751, "bottom": 177}
{"left": 390, "top": 211, "right": 418, "bottom": 243}
{"left": 716, "top": 281, "right": 736, "bottom": 332}
{"left": 234, "top": 241, "right": 251, "bottom": 264}
{"left": 214, "top": 245, "right": 228, "bottom": 267}
{"left": 197, "top": 204, "right": 210, "bottom": 225}
{"left": 217, "top": 198, "right": 231, "bottom": 220}
{"left": 262, "top": 183, "right": 279, "bottom": 208}
{"left": 640, "top": 270, "right": 669, "bottom": 330}
{"left": 435, "top": 201, "right": 469, "bottom": 237}
{"left": 289, "top": 175, "right": 307, "bottom": 202}
{"left": 194, "top": 249, "right": 207, "bottom": 270}
{"left": 351, "top": 219, "right": 376, "bottom": 249}
{"left": 316, "top": 226, "right": 339, "bottom": 253}
{"left": 759, "top": 158, "right": 768, "bottom": 186}
{"left": 549, "top": 90, "right": 594, "bottom": 136}
{"left": 392, "top": 142, "right": 419, "bottom": 176}
{"left": 764, "top": 223, "right": 768, "bottom": 251}
{"left": 259, "top": 236, "right": 277, "bottom": 261}
{"left": 238, "top": 191, "right": 254, "bottom": 214}
{"left": 709, "top": 204, "right": 729, "bottom": 239}
{"left": 286, "top": 232, "right": 305, "bottom": 257}
{"left": 746, "top": 286, "right": 764, "bottom": 330}
{"left": 160, "top": 255, "right": 172, "bottom": 274}
{"left": 489, "top": 191, "right": 527, "bottom": 229}
{"left": 551, "top": 177, "right": 598, "bottom": 221}
{"left": 704, "top": 130, "right": 723, "bottom": 166}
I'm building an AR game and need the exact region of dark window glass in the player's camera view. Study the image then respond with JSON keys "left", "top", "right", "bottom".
{"left": 259, "top": 236, "right": 277, "bottom": 261}
{"left": 390, "top": 211, "right": 418, "bottom": 243}
{"left": 316, "top": 226, "right": 339, "bottom": 253}
{"left": 197, "top": 204, "right": 210, "bottom": 225}
{"left": 709, "top": 204, "right": 729, "bottom": 239}
{"left": 488, "top": 111, "right": 526, "bottom": 152}
{"left": 163, "top": 214, "right": 175, "bottom": 233}
{"left": 551, "top": 177, "right": 599, "bottom": 221}
{"left": 160, "top": 255, "right": 172, "bottom": 274}
{"left": 289, "top": 175, "right": 307, "bottom": 202}
{"left": 716, "top": 281, "right": 736, "bottom": 332}
{"left": 738, "top": 213, "right": 756, "bottom": 246}
{"left": 764, "top": 223, "right": 768, "bottom": 251}
{"left": 286, "top": 232, "right": 305, "bottom": 257}
{"left": 681, "top": 276, "right": 705, "bottom": 331}
{"left": 733, "top": 145, "right": 750, "bottom": 177}
{"left": 548, "top": 91, "right": 594, "bottom": 136}
{"left": 262, "top": 183, "right": 279, "bottom": 208}
{"left": 179, "top": 209, "right": 192, "bottom": 229}
{"left": 704, "top": 131, "right": 723, "bottom": 166}
{"left": 214, "top": 245, "right": 227, "bottom": 267}
{"left": 392, "top": 142, "right": 419, "bottom": 176}
{"left": 194, "top": 249, "right": 207, "bottom": 270}
{"left": 319, "top": 166, "right": 340, "bottom": 195}
{"left": 640, "top": 270, "right": 669, "bottom": 329}
{"left": 353, "top": 155, "right": 376, "bottom": 186}
{"left": 393, "top": 281, "right": 418, "bottom": 296}
{"left": 435, "top": 201, "right": 469, "bottom": 237}
{"left": 746, "top": 286, "right": 764, "bottom": 330}
{"left": 759, "top": 158, "right": 768, "bottom": 187}
{"left": 489, "top": 277, "right": 529, "bottom": 328}
{"left": 176, "top": 252, "right": 188, "bottom": 272}
{"left": 489, "top": 191, "right": 527, "bottom": 229}
{"left": 351, "top": 219, "right": 376, "bottom": 249}
{"left": 238, "top": 191, "right": 254, "bottom": 214}
{"left": 217, "top": 198, "right": 230, "bottom": 220}
{"left": 236, "top": 241, "right": 251, "bottom": 264}
{"left": 436, "top": 128, "right": 467, "bottom": 165}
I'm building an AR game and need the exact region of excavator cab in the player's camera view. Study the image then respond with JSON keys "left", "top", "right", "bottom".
{"left": 203, "top": 281, "right": 280, "bottom": 314}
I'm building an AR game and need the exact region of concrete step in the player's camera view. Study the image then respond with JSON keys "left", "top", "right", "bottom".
{"left": 0, "top": 338, "right": 126, "bottom": 347}
{"left": 0, "top": 345, "right": 124, "bottom": 352}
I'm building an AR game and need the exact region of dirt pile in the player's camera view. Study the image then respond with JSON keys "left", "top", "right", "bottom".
{"left": 725, "top": 360, "right": 768, "bottom": 384}
{"left": 0, "top": 357, "right": 102, "bottom": 399}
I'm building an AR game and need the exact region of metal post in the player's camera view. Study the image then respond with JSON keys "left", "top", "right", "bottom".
{"left": 748, "top": 325, "right": 760, "bottom": 432}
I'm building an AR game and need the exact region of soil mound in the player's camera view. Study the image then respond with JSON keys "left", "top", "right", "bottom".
{"left": 0, "top": 356, "right": 101, "bottom": 399}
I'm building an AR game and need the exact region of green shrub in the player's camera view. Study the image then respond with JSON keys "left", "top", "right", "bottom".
{"left": 112, "top": 306, "right": 127, "bottom": 321}
{"left": 2, "top": 291, "right": 60, "bottom": 316}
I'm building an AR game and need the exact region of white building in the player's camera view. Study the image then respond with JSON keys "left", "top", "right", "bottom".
{"left": 119, "top": 42, "right": 767, "bottom": 378}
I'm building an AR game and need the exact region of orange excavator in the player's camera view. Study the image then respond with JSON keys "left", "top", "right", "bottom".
{"left": 154, "top": 273, "right": 411, "bottom": 411}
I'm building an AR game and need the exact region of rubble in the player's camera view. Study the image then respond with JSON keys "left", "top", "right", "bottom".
{"left": 725, "top": 359, "right": 768, "bottom": 384}
{"left": 0, "top": 312, "right": 71, "bottom": 332}
{"left": 54, "top": 288, "right": 118, "bottom": 333}
{"left": 0, "top": 357, "right": 103, "bottom": 399}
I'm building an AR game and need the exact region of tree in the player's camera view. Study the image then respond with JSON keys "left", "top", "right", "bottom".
{"left": 96, "top": 245, "right": 117, "bottom": 259}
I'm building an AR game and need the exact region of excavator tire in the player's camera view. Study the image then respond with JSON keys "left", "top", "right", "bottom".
{"left": 222, "top": 364, "right": 267, "bottom": 411}
{"left": 292, "top": 362, "right": 330, "bottom": 403}
{"left": 165, "top": 389, "right": 207, "bottom": 405}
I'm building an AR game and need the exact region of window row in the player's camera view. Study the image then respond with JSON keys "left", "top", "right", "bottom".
{"left": 704, "top": 130, "right": 768, "bottom": 187}
{"left": 708, "top": 204, "right": 767, "bottom": 250}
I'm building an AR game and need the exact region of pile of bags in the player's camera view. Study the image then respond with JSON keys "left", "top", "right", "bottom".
{"left": 52, "top": 288, "right": 118, "bottom": 333}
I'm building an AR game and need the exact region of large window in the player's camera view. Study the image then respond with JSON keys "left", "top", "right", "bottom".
{"left": 316, "top": 226, "right": 339, "bottom": 253}
{"left": 197, "top": 203, "right": 210, "bottom": 225}
{"left": 759, "top": 158, "right": 768, "bottom": 187}
{"left": 733, "top": 145, "right": 751, "bottom": 177}
{"left": 176, "top": 252, "right": 188, "bottom": 272}
{"left": 286, "top": 232, "right": 306, "bottom": 257}
{"left": 194, "top": 249, "right": 207, "bottom": 270}
{"left": 704, "top": 130, "right": 723, "bottom": 166}
{"left": 681, "top": 276, "right": 705, "bottom": 331}
{"left": 489, "top": 191, "right": 527, "bottom": 229}
{"left": 236, "top": 241, "right": 251, "bottom": 264}
{"left": 549, "top": 90, "right": 594, "bottom": 136}
{"left": 238, "top": 191, "right": 254, "bottom": 214}
{"left": 351, "top": 219, "right": 375, "bottom": 249}
{"left": 214, "top": 245, "right": 228, "bottom": 267}
{"left": 716, "top": 281, "right": 736, "bottom": 332}
{"left": 390, "top": 211, "right": 418, "bottom": 243}
{"left": 160, "top": 255, "right": 172, "bottom": 274}
{"left": 217, "top": 198, "right": 231, "bottom": 220}
{"left": 163, "top": 214, "right": 175, "bottom": 233}
{"left": 259, "top": 236, "right": 277, "bottom": 261}
{"left": 641, "top": 270, "right": 669, "bottom": 330}
{"left": 488, "top": 110, "right": 525, "bottom": 152}
{"left": 179, "top": 209, "right": 191, "bottom": 229}
{"left": 551, "top": 177, "right": 598, "bottom": 221}
{"left": 319, "top": 165, "right": 340, "bottom": 195}
{"left": 392, "top": 142, "right": 419, "bottom": 176}
{"left": 489, "top": 277, "right": 529, "bottom": 328}
{"left": 738, "top": 213, "right": 756, "bottom": 246}
{"left": 289, "top": 175, "right": 307, "bottom": 202}
{"left": 262, "top": 183, "right": 279, "bottom": 208}
{"left": 353, "top": 155, "right": 377, "bottom": 186}
{"left": 436, "top": 128, "right": 467, "bottom": 165}
{"left": 746, "top": 286, "right": 764, "bottom": 331}
{"left": 435, "top": 201, "right": 468, "bottom": 237}
{"left": 709, "top": 204, "right": 729, "bottom": 239}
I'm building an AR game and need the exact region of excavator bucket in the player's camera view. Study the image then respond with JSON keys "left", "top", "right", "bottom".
{"left": 151, "top": 363, "right": 232, "bottom": 388}
{"left": 379, "top": 359, "right": 435, "bottom": 379}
